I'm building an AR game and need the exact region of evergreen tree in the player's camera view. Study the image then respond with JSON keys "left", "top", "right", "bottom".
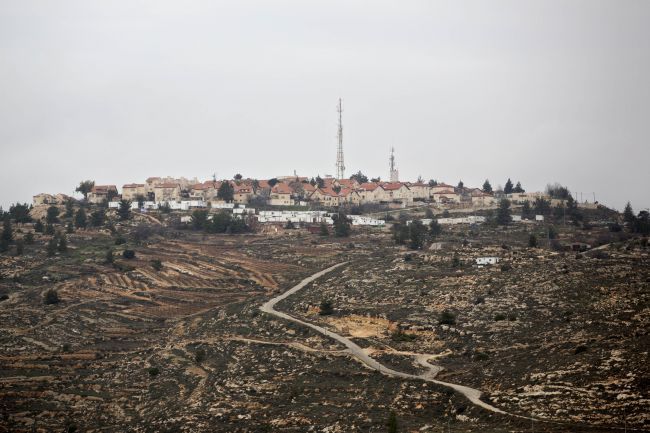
{"left": 9, "top": 203, "right": 32, "bottom": 223}
{"left": 533, "top": 197, "right": 551, "bottom": 216}
{"left": 387, "top": 411, "right": 398, "bottom": 433}
{"left": 408, "top": 220, "right": 428, "bottom": 250}
{"left": 623, "top": 202, "right": 636, "bottom": 227}
{"left": 1, "top": 218, "right": 13, "bottom": 243}
{"left": 333, "top": 212, "right": 351, "bottom": 237}
{"left": 429, "top": 219, "right": 442, "bottom": 237}
{"left": 319, "top": 222, "right": 329, "bottom": 236}
{"left": 424, "top": 208, "right": 434, "bottom": 219}
{"left": 428, "top": 179, "right": 438, "bottom": 187}
{"left": 105, "top": 248, "right": 114, "bottom": 264}
{"left": 75, "top": 208, "right": 87, "bottom": 229}
{"left": 521, "top": 201, "right": 533, "bottom": 219}
{"left": 34, "top": 220, "right": 44, "bottom": 233}
{"left": 528, "top": 233, "right": 538, "bottom": 248}
{"left": 15, "top": 239, "right": 24, "bottom": 256}
{"left": 496, "top": 199, "right": 512, "bottom": 225}
{"left": 513, "top": 181, "right": 525, "bottom": 193}
{"left": 46, "top": 206, "right": 60, "bottom": 224}
{"left": 191, "top": 209, "right": 209, "bottom": 230}
{"left": 349, "top": 171, "right": 368, "bottom": 184}
{"left": 268, "top": 178, "right": 279, "bottom": 187}
{"left": 234, "top": 173, "right": 243, "bottom": 180}
{"left": 57, "top": 235, "right": 68, "bottom": 253}
{"left": 457, "top": 180, "right": 464, "bottom": 190}
{"left": 217, "top": 182, "right": 234, "bottom": 202}
{"left": 91, "top": 208, "right": 106, "bottom": 227}
{"left": 66, "top": 222, "right": 74, "bottom": 234}
{"left": 310, "top": 178, "right": 317, "bottom": 187}
{"left": 75, "top": 180, "right": 95, "bottom": 200}
{"left": 117, "top": 200, "right": 132, "bottom": 221}
{"left": 46, "top": 237, "right": 58, "bottom": 256}
{"left": 392, "top": 223, "right": 409, "bottom": 245}
{"left": 635, "top": 210, "right": 650, "bottom": 235}
{"left": 315, "top": 176, "right": 325, "bottom": 188}
{"left": 25, "top": 232, "right": 34, "bottom": 244}
{"left": 482, "top": 179, "right": 493, "bottom": 193}
{"left": 64, "top": 199, "right": 75, "bottom": 218}
{"left": 504, "top": 178, "right": 514, "bottom": 194}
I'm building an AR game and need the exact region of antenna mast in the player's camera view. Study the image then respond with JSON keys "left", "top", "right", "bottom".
{"left": 389, "top": 147, "right": 399, "bottom": 182}
{"left": 336, "top": 98, "right": 345, "bottom": 179}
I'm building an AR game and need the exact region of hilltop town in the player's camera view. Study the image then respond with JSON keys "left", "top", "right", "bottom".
{"left": 30, "top": 172, "right": 593, "bottom": 227}
{"left": 1, "top": 169, "right": 648, "bottom": 433}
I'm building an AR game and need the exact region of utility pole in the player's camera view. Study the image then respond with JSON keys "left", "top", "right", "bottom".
{"left": 336, "top": 98, "right": 345, "bottom": 179}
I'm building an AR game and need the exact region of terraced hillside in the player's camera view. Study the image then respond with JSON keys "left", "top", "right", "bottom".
{"left": 280, "top": 225, "right": 650, "bottom": 430}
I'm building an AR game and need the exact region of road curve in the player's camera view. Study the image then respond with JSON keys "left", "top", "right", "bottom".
{"left": 260, "top": 262, "right": 508, "bottom": 415}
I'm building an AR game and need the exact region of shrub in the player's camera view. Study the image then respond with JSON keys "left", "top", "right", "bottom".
{"left": 151, "top": 259, "right": 163, "bottom": 271}
{"left": 387, "top": 411, "right": 398, "bottom": 433}
{"left": 474, "top": 351, "right": 489, "bottom": 361}
{"left": 25, "top": 232, "right": 34, "bottom": 244}
{"left": 57, "top": 235, "right": 68, "bottom": 253}
{"left": 105, "top": 249, "right": 114, "bottom": 264}
{"left": 439, "top": 309, "right": 456, "bottom": 325}
{"left": 44, "top": 289, "right": 59, "bottom": 305}
{"left": 574, "top": 345, "right": 588, "bottom": 355}
{"left": 528, "top": 233, "right": 538, "bottom": 248}
{"left": 194, "top": 348, "right": 206, "bottom": 364}
{"left": 494, "top": 313, "right": 506, "bottom": 321}
{"left": 148, "top": 367, "right": 160, "bottom": 377}
{"left": 391, "top": 329, "right": 417, "bottom": 342}
{"left": 474, "top": 296, "right": 485, "bottom": 305}
{"left": 319, "top": 300, "right": 333, "bottom": 316}
{"left": 46, "top": 237, "right": 58, "bottom": 256}
{"left": 122, "top": 249, "right": 135, "bottom": 259}
{"left": 62, "top": 343, "right": 71, "bottom": 353}
{"left": 500, "top": 263, "right": 512, "bottom": 272}
{"left": 114, "top": 236, "right": 126, "bottom": 245}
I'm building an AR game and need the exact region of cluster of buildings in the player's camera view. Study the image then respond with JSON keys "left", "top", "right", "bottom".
{"left": 66, "top": 175, "right": 547, "bottom": 210}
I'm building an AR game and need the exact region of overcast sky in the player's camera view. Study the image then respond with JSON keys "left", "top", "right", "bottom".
{"left": 1, "top": 0, "right": 648, "bottom": 212}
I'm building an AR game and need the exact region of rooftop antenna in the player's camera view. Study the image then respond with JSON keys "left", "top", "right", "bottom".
{"left": 336, "top": 98, "right": 345, "bottom": 179}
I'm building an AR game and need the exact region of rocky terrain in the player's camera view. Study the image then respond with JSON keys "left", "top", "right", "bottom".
{"left": 0, "top": 209, "right": 648, "bottom": 432}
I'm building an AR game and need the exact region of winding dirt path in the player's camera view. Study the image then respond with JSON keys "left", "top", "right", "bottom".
{"left": 260, "top": 262, "right": 510, "bottom": 415}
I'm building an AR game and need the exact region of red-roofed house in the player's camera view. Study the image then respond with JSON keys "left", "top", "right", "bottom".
{"left": 432, "top": 189, "right": 459, "bottom": 204}
{"left": 269, "top": 183, "right": 293, "bottom": 206}
{"left": 233, "top": 183, "right": 253, "bottom": 204}
{"left": 154, "top": 183, "right": 181, "bottom": 202}
{"left": 88, "top": 185, "right": 118, "bottom": 204}
{"left": 470, "top": 189, "right": 496, "bottom": 206}
{"left": 122, "top": 184, "right": 146, "bottom": 201}
{"left": 309, "top": 187, "right": 341, "bottom": 207}
{"left": 356, "top": 182, "right": 381, "bottom": 203}
{"left": 406, "top": 182, "right": 430, "bottom": 201}
{"left": 378, "top": 183, "right": 412, "bottom": 203}
{"left": 338, "top": 188, "right": 362, "bottom": 205}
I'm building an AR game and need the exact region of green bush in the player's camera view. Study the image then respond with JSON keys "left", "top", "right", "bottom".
{"left": 391, "top": 329, "right": 417, "bottom": 342}
{"left": 319, "top": 300, "right": 333, "bottom": 316}
{"left": 494, "top": 313, "right": 506, "bottom": 321}
{"left": 148, "top": 367, "right": 160, "bottom": 377}
{"left": 122, "top": 249, "right": 135, "bottom": 259}
{"left": 44, "top": 289, "right": 59, "bottom": 305}
{"left": 439, "top": 309, "right": 456, "bottom": 325}
{"left": 194, "top": 348, "right": 206, "bottom": 364}
{"left": 151, "top": 259, "right": 163, "bottom": 271}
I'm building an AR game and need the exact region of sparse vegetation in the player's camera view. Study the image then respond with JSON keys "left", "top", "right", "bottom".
{"left": 44, "top": 289, "right": 60, "bottom": 305}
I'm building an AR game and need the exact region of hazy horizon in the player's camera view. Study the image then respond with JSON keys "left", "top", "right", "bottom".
{"left": 1, "top": 1, "right": 648, "bottom": 212}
